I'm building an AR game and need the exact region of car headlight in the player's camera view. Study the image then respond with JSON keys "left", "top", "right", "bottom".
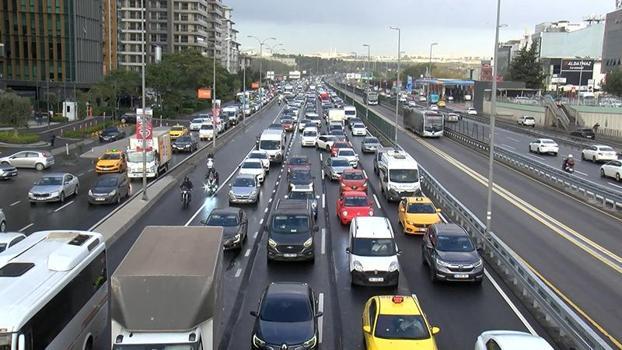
{"left": 473, "top": 258, "right": 483, "bottom": 268}
{"left": 252, "top": 334, "right": 266, "bottom": 347}
{"left": 353, "top": 260, "right": 364, "bottom": 272}
{"left": 268, "top": 239, "right": 278, "bottom": 248}
{"left": 340, "top": 182, "right": 346, "bottom": 187}
{"left": 229, "top": 191, "right": 236, "bottom": 198}
{"left": 303, "top": 237, "right": 313, "bottom": 248}
{"left": 368, "top": 210, "right": 374, "bottom": 216}
{"left": 342, "top": 210, "right": 348, "bottom": 217}
{"left": 435, "top": 257, "right": 451, "bottom": 268}
{"left": 28, "top": 192, "right": 33, "bottom": 197}
{"left": 388, "top": 261, "right": 399, "bottom": 272}
{"left": 303, "top": 335, "right": 317, "bottom": 348}
{"left": 50, "top": 191, "right": 60, "bottom": 197}
{"left": 109, "top": 190, "right": 117, "bottom": 196}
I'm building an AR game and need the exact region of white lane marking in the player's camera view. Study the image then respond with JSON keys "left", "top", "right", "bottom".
{"left": 321, "top": 169, "right": 325, "bottom": 180}
{"left": 322, "top": 193, "right": 326, "bottom": 209}
{"left": 574, "top": 170, "right": 589, "bottom": 176}
{"left": 275, "top": 180, "right": 279, "bottom": 186}
{"left": 234, "top": 268, "right": 242, "bottom": 278}
{"left": 53, "top": 200, "right": 75, "bottom": 213}
{"left": 244, "top": 248, "right": 251, "bottom": 257}
{"left": 9, "top": 200, "right": 20, "bottom": 207}
{"left": 485, "top": 269, "right": 537, "bottom": 335}
{"left": 362, "top": 169, "right": 368, "bottom": 178}
{"left": 259, "top": 218, "right": 264, "bottom": 225}
{"left": 264, "top": 207, "right": 268, "bottom": 213}
{"left": 507, "top": 136, "right": 520, "bottom": 142}
{"left": 373, "top": 194, "right": 381, "bottom": 209}
{"left": 318, "top": 292, "right": 324, "bottom": 344}
{"left": 253, "top": 231, "right": 258, "bottom": 239}
{"left": 77, "top": 172, "right": 85, "bottom": 177}
{"left": 321, "top": 228, "right": 326, "bottom": 255}
{"left": 87, "top": 169, "right": 95, "bottom": 173}
{"left": 269, "top": 197, "right": 273, "bottom": 203}
{"left": 500, "top": 144, "right": 515, "bottom": 150}
{"left": 608, "top": 182, "right": 622, "bottom": 189}
{"left": 19, "top": 223, "right": 34, "bottom": 232}
{"left": 320, "top": 153, "right": 323, "bottom": 162}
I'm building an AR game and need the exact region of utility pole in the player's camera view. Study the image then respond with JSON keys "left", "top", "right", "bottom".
{"left": 140, "top": 0, "right": 148, "bottom": 201}
{"left": 248, "top": 36, "right": 276, "bottom": 104}
{"left": 390, "top": 26, "right": 401, "bottom": 144}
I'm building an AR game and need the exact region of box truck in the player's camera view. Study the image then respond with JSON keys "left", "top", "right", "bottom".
{"left": 127, "top": 127, "right": 172, "bottom": 178}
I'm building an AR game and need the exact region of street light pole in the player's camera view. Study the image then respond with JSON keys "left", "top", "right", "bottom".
{"left": 362, "top": 44, "right": 371, "bottom": 120}
{"left": 140, "top": 0, "right": 148, "bottom": 201}
{"left": 248, "top": 36, "right": 276, "bottom": 104}
{"left": 485, "top": 0, "right": 501, "bottom": 235}
{"left": 428, "top": 42, "right": 438, "bottom": 78}
{"left": 390, "top": 26, "right": 401, "bottom": 144}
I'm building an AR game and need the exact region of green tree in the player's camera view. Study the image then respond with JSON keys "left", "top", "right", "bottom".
{"left": 602, "top": 69, "right": 622, "bottom": 97}
{"left": 89, "top": 70, "right": 140, "bottom": 117}
{"left": 506, "top": 41, "right": 545, "bottom": 89}
{"left": 0, "top": 92, "right": 32, "bottom": 127}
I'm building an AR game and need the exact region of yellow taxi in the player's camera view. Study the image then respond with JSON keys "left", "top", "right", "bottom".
{"left": 398, "top": 196, "right": 441, "bottom": 235}
{"left": 95, "top": 149, "right": 127, "bottom": 174}
{"left": 169, "top": 124, "right": 188, "bottom": 139}
{"left": 362, "top": 295, "right": 440, "bottom": 350}
{"left": 437, "top": 100, "right": 446, "bottom": 108}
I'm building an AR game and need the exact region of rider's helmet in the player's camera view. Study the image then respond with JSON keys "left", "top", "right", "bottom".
{"left": 184, "top": 176, "right": 190, "bottom": 182}
{"left": 568, "top": 154, "right": 573, "bottom": 159}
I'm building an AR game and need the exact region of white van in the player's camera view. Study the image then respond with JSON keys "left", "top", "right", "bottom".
{"left": 378, "top": 149, "right": 421, "bottom": 201}
{"left": 258, "top": 129, "right": 285, "bottom": 163}
{"left": 301, "top": 127, "right": 318, "bottom": 147}
{"left": 222, "top": 106, "right": 241, "bottom": 125}
{"left": 347, "top": 216, "right": 400, "bottom": 287}
{"left": 344, "top": 105, "right": 357, "bottom": 120}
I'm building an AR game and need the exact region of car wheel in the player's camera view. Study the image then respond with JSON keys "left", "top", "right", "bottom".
{"left": 0, "top": 220, "right": 6, "bottom": 232}
{"left": 538, "top": 147, "right": 542, "bottom": 154}
{"left": 581, "top": 153, "right": 586, "bottom": 160}
{"left": 593, "top": 156, "right": 597, "bottom": 162}
{"left": 600, "top": 169, "right": 605, "bottom": 177}
{"left": 35, "top": 163, "right": 45, "bottom": 171}
{"left": 59, "top": 192, "right": 65, "bottom": 203}
{"left": 0, "top": 161, "right": 9, "bottom": 166}
{"left": 617, "top": 173, "right": 621, "bottom": 182}
{"left": 116, "top": 195, "right": 121, "bottom": 204}
{"left": 429, "top": 264, "right": 438, "bottom": 282}
{"left": 74, "top": 185, "right": 79, "bottom": 196}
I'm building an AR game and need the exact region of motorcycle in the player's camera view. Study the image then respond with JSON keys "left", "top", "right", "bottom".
{"left": 181, "top": 189, "right": 191, "bottom": 209}
{"left": 562, "top": 159, "right": 575, "bottom": 174}
{"left": 204, "top": 177, "right": 218, "bottom": 196}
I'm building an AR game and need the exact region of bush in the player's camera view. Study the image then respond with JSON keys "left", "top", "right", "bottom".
{"left": 0, "top": 131, "right": 41, "bottom": 144}
{"left": 62, "top": 121, "right": 117, "bottom": 139}
{"left": 51, "top": 115, "right": 69, "bottom": 123}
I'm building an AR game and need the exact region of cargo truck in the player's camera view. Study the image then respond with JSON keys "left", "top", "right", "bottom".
{"left": 111, "top": 226, "right": 223, "bottom": 350}
{"left": 127, "top": 127, "right": 172, "bottom": 179}
{"left": 328, "top": 108, "right": 346, "bottom": 125}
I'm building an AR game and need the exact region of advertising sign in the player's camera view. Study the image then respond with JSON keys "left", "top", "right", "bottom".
{"left": 406, "top": 76, "right": 413, "bottom": 93}
{"left": 251, "top": 82, "right": 259, "bottom": 89}
{"left": 266, "top": 71, "right": 275, "bottom": 80}
{"left": 561, "top": 59, "right": 594, "bottom": 72}
{"left": 135, "top": 108, "right": 154, "bottom": 151}
{"left": 197, "top": 88, "right": 212, "bottom": 100}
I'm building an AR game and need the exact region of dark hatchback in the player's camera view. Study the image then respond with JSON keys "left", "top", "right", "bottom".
{"left": 203, "top": 207, "right": 248, "bottom": 250}
{"left": 251, "top": 282, "right": 321, "bottom": 350}
{"left": 88, "top": 174, "right": 130, "bottom": 205}
{"left": 0, "top": 163, "right": 18, "bottom": 180}
{"left": 422, "top": 223, "right": 484, "bottom": 284}
{"left": 288, "top": 169, "right": 314, "bottom": 191}
{"left": 266, "top": 200, "right": 317, "bottom": 262}
{"left": 172, "top": 135, "right": 199, "bottom": 153}
{"left": 99, "top": 127, "right": 126, "bottom": 142}
{"left": 570, "top": 128, "right": 596, "bottom": 140}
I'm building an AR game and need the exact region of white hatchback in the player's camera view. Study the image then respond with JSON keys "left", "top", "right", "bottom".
{"left": 301, "top": 128, "right": 318, "bottom": 147}
{"left": 189, "top": 117, "right": 205, "bottom": 131}
{"left": 337, "top": 148, "right": 359, "bottom": 167}
{"left": 199, "top": 124, "right": 215, "bottom": 141}
{"left": 248, "top": 151, "right": 270, "bottom": 172}
{"left": 239, "top": 159, "right": 266, "bottom": 183}
{"left": 582, "top": 145, "right": 618, "bottom": 163}
{"left": 351, "top": 123, "right": 367, "bottom": 136}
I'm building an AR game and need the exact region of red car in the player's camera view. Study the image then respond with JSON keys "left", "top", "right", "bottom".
{"left": 340, "top": 169, "right": 368, "bottom": 193}
{"left": 330, "top": 141, "right": 352, "bottom": 157}
{"left": 336, "top": 191, "right": 374, "bottom": 225}
{"left": 281, "top": 118, "right": 295, "bottom": 132}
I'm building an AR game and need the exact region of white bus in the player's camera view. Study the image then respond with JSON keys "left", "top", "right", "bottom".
{"left": 0, "top": 230, "right": 108, "bottom": 350}
{"left": 403, "top": 107, "right": 444, "bottom": 137}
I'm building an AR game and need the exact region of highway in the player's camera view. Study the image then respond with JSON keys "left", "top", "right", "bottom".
{"left": 339, "top": 85, "right": 622, "bottom": 348}
{"left": 101, "top": 98, "right": 550, "bottom": 350}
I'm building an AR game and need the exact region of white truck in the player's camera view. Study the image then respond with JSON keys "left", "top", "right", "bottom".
{"left": 127, "top": 127, "right": 172, "bottom": 179}
{"left": 327, "top": 108, "right": 346, "bottom": 125}
{"left": 111, "top": 226, "right": 223, "bottom": 350}
{"left": 222, "top": 106, "right": 241, "bottom": 125}
{"left": 343, "top": 105, "right": 357, "bottom": 120}
{"left": 377, "top": 149, "right": 421, "bottom": 201}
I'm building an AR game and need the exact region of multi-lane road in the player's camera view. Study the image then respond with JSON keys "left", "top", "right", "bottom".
{"left": 342, "top": 87, "right": 622, "bottom": 349}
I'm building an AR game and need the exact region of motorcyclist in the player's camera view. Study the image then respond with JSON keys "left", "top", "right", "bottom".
{"left": 180, "top": 176, "right": 194, "bottom": 202}
{"left": 206, "top": 153, "right": 219, "bottom": 185}
{"left": 563, "top": 154, "right": 575, "bottom": 172}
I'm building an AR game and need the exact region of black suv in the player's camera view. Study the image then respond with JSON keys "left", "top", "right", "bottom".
{"left": 422, "top": 223, "right": 484, "bottom": 284}
{"left": 99, "top": 126, "right": 126, "bottom": 142}
{"left": 266, "top": 199, "right": 317, "bottom": 262}
{"left": 570, "top": 128, "right": 595, "bottom": 140}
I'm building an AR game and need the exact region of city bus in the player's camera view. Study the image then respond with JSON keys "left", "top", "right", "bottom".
{"left": 403, "top": 107, "right": 444, "bottom": 137}
{"left": 0, "top": 230, "right": 108, "bottom": 350}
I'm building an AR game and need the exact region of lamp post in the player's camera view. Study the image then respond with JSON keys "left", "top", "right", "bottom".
{"left": 211, "top": 37, "right": 232, "bottom": 150}
{"left": 389, "top": 26, "right": 401, "bottom": 144}
{"left": 362, "top": 44, "right": 371, "bottom": 120}
{"left": 140, "top": 0, "right": 148, "bottom": 201}
{"left": 485, "top": 0, "right": 502, "bottom": 236}
{"left": 248, "top": 36, "right": 276, "bottom": 104}
{"left": 428, "top": 42, "right": 438, "bottom": 78}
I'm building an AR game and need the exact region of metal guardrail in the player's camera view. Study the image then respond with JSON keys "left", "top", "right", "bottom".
{"left": 444, "top": 128, "right": 622, "bottom": 214}
{"left": 328, "top": 81, "right": 614, "bottom": 350}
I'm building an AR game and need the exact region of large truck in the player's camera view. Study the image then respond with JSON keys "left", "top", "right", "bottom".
{"left": 403, "top": 107, "right": 444, "bottom": 137}
{"left": 327, "top": 108, "right": 346, "bottom": 125}
{"left": 127, "top": 127, "right": 172, "bottom": 179}
{"left": 111, "top": 226, "right": 223, "bottom": 350}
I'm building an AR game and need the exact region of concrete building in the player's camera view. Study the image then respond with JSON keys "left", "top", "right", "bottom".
{"left": 602, "top": 8, "right": 622, "bottom": 74}
{"left": 0, "top": 0, "right": 103, "bottom": 98}
{"left": 223, "top": 6, "right": 240, "bottom": 73}
{"left": 103, "top": 0, "right": 118, "bottom": 75}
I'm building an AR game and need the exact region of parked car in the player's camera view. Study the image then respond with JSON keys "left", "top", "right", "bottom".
{"left": 570, "top": 128, "right": 596, "bottom": 140}
{"left": 172, "top": 135, "right": 199, "bottom": 153}
{"left": 474, "top": 331, "right": 554, "bottom": 350}
{"left": 0, "top": 163, "right": 18, "bottom": 180}
{"left": 29, "top": 172, "right": 79, "bottom": 204}
{"left": 229, "top": 174, "right": 260, "bottom": 204}
{"left": 422, "top": 223, "right": 483, "bottom": 284}
{"left": 0, "top": 232, "right": 26, "bottom": 252}
{"left": 0, "top": 150, "right": 54, "bottom": 171}
{"left": 88, "top": 174, "right": 131, "bottom": 205}
{"left": 517, "top": 115, "right": 536, "bottom": 127}
{"left": 203, "top": 207, "right": 248, "bottom": 250}
{"left": 528, "top": 139, "right": 559, "bottom": 156}
{"left": 99, "top": 126, "right": 126, "bottom": 142}
{"left": 581, "top": 145, "right": 618, "bottom": 162}
{"left": 600, "top": 160, "right": 622, "bottom": 182}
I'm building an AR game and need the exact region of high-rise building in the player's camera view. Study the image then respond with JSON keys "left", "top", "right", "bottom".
{"left": 103, "top": 0, "right": 118, "bottom": 75}
{"left": 0, "top": 0, "right": 103, "bottom": 98}
{"left": 223, "top": 6, "right": 239, "bottom": 73}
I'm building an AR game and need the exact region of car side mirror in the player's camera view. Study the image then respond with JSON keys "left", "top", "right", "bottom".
{"left": 228, "top": 183, "right": 232, "bottom": 188}
{"left": 363, "top": 325, "right": 371, "bottom": 334}
{"left": 431, "top": 326, "right": 441, "bottom": 335}
{"left": 399, "top": 207, "right": 406, "bottom": 213}
{"left": 250, "top": 311, "right": 258, "bottom": 317}
{"left": 396, "top": 250, "right": 402, "bottom": 256}
{"left": 315, "top": 311, "right": 324, "bottom": 318}
{"left": 345, "top": 247, "right": 351, "bottom": 254}
{"left": 436, "top": 208, "right": 441, "bottom": 213}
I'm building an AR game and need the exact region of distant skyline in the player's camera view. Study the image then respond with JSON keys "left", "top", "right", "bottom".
{"left": 227, "top": 0, "right": 614, "bottom": 58}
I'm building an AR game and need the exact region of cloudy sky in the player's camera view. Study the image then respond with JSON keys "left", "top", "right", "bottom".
{"left": 226, "top": 0, "right": 614, "bottom": 57}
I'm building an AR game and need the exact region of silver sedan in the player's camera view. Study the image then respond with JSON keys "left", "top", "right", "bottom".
{"left": 29, "top": 172, "right": 79, "bottom": 204}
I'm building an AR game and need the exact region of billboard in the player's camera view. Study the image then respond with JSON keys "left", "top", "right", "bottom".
{"left": 561, "top": 59, "right": 594, "bottom": 72}
{"left": 288, "top": 71, "right": 301, "bottom": 79}
{"left": 560, "top": 59, "right": 594, "bottom": 86}
{"left": 266, "top": 71, "right": 275, "bottom": 80}
{"left": 197, "top": 88, "right": 212, "bottom": 100}
{"left": 135, "top": 108, "right": 154, "bottom": 151}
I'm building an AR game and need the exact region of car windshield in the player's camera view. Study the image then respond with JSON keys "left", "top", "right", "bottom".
{"left": 249, "top": 153, "right": 267, "bottom": 159}
{"left": 96, "top": 177, "right": 119, "bottom": 187}
{"left": 351, "top": 238, "right": 396, "bottom": 256}
{"left": 233, "top": 177, "right": 255, "bottom": 187}
{"left": 206, "top": 214, "right": 239, "bottom": 226}
{"left": 192, "top": 118, "right": 203, "bottom": 123}
{"left": 407, "top": 203, "right": 436, "bottom": 214}
{"left": 374, "top": 315, "right": 430, "bottom": 340}
{"left": 37, "top": 176, "right": 62, "bottom": 186}
{"left": 330, "top": 130, "right": 345, "bottom": 136}
{"left": 242, "top": 161, "right": 262, "bottom": 169}
{"left": 331, "top": 159, "right": 350, "bottom": 167}
{"left": 334, "top": 142, "right": 349, "bottom": 148}
{"left": 353, "top": 124, "right": 365, "bottom": 128}
{"left": 271, "top": 215, "right": 309, "bottom": 234}
{"left": 389, "top": 169, "right": 419, "bottom": 183}
{"left": 289, "top": 157, "right": 308, "bottom": 165}
{"left": 541, "top": 140, "right": 555, "bottom": 144}
{"left": 172, "top": 126, "right": 184, "bottom": 131}
{"left": 260, "top": 294, "right": 312, "bottom": 322}
{"left": 339, "top": 150, "right": 355, "bottom": 156}
{"left": 260, "top": 140, "right": 280, "bottom": 150}
{"left": 436, "top": 235, "right": 475, "bottom": 252}
{"left": 201, "top": 124, "right": 214, "bottom": 130}
{"left": 343, "top": 196, "right": 368, "bottom": 207}
{"left": 290, "top": 170, "right": 312, "bottom": 181}
{"left": 103, "top": 128, "right": 118, "bottom": 134}
{"left": 176, "top": 136, "right": 191, "bottom": 142}
{"left": 345, "top": 110, "right": 356, "bottom": 116}
{"left": 303, "top": 130, "right": 317, "bottom": 137}
{"left": 599, "top": 146, "right": 614, "bottom": 152}
{"left": 127, "top": 152, "right": 154, "bottom": 162}
{"left": 343, "top": 172, "right": 365, "bottom": 180}
{"left": 101, "top": 153, "right": 121, "bottom": 160}
{"left": 364, "top": 137, "right": 379, "bottom": 144}
{"left": 289, "top": 191, "right": 313, "bottom": 200}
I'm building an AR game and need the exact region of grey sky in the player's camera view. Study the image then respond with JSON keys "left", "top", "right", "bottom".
{"left": 227, "top": 0, "right": 613, "bottom": 57}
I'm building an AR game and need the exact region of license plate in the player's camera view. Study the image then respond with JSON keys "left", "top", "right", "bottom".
{"left": 368, "top": 277, "right": 384, "bottom": 282}
{"left": 283, "top": 253, "right": 297, "bottom": 258}
{"left": 96, "top": 197, "right": 106, "bottom": 201}
{"left": 454, "top": 274, "right": 469, "bottom": 279}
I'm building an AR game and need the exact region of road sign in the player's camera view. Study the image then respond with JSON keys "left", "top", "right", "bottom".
{"left": 551, "top": 77, "right": 567, "bottom": 84}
